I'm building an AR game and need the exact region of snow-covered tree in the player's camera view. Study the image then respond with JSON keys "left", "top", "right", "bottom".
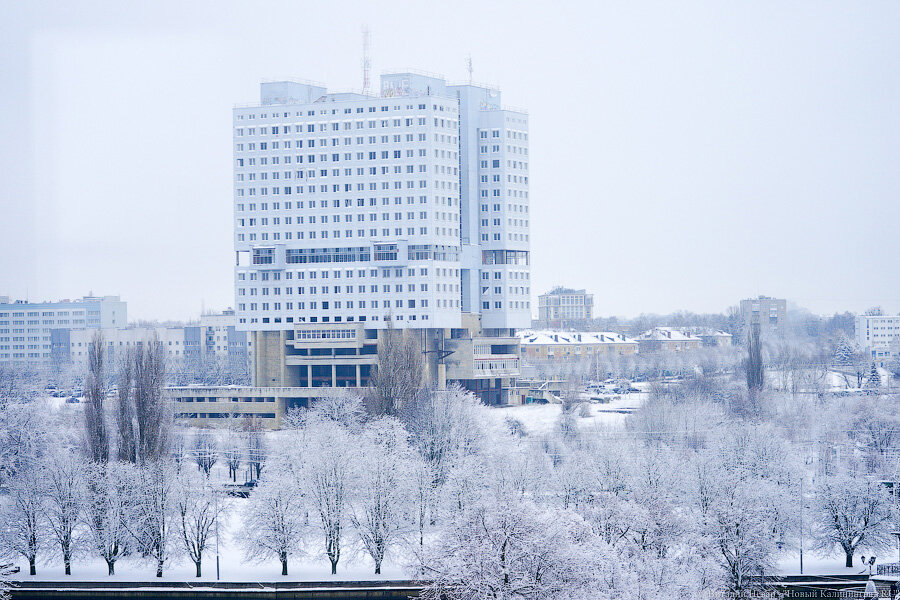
{"left": 83, "top": 333, "right": 109, "bottom": 464}
{"left": 309, "top": 388, "right": 365, "bottom": 429}
{"left": 352, "top": 417, "right": 415, "bottom": 574}
{"left": 83, "top": 462, "right": 132, "bottom": 575}
{"left": 2, "top": 466, "right": 47, "bottom": 576}
{"left": 176, "top": 473, "right": 225, "bottom": 577}
{"left": 402, "top": 386, "right": 486, "bottom": 487}
{"left": 240, "top": 469, "right": 305, "bottom": 575}
{"left": 693, "top": 426, "right": 798, "bottom": 593}
{"left": 418, "top": 499, "right": 614, "bottom": 600}
{"left": 866, "top": 362, "right": 882, "bottom": 389}
{"left": 369, "top": 319, "right": 424, "bottom": 415}
{"left": 812, "top": 471, "right": 893, "bottom": 568}
{"left": 132, "top": 339, "right": 170, "bottom": 463}
{"left": 129, "top": 461, "right": 179, "bottom": 577}
{"left": 302, "top": 416, "right": 356, "bottom": 574}
{"left": 42, "top": 449, "right": 84, "bottom": 575}
{"left": 0, "top": 401, "right": 47, "bottom": 491}
{"left": 245, "top": 418, "right": 266, "bottom": 480}
{"left": 193, "top": 431, "right": 218, "bottom": 478}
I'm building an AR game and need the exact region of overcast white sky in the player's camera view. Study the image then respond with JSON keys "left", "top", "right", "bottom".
{"left": 1, "top": 0, "right": 898, "bottom": 322}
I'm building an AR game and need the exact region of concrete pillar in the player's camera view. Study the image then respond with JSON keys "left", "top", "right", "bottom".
{"left": 331, "top": 364, "right": 336, "bottom": 387}
{"left": 356, "top": 364, "right": 361, "bottom": 387}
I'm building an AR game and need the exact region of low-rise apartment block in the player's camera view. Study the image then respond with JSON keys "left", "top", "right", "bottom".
{"left": 636, "top": 327, "right": 702, "bottom": 353}
{"left": 518, "top": 330, "right": 637, "bottom": 361}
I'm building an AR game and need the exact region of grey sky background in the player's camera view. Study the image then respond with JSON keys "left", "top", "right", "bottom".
{"left": 1, "top": 0, "right": 898, "bottom": 322}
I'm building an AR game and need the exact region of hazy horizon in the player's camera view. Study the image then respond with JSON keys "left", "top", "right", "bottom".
{"left": 2, "top": 0, "right": 898, "bottom": 322}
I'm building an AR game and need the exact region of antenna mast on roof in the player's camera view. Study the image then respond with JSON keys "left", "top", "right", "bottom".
{"left": 466, "top": 54, "right": 473, "bottom": 84}
{"left": 362, "top": 26, "right": 372, "bottom": 95}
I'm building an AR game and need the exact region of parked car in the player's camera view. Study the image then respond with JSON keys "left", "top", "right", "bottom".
{"left": 224, "top": 480, "right": 258, "bottom": 498}
{"left": 65, "top": 396, "right": 79, "bottom": 404}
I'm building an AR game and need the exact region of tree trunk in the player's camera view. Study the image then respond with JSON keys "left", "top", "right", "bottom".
{"left": 157, "top": 558, "right": 164, "bottom": 577}
{"left": 64, "top": 555, "right": 71, "bottom": 576}
{"left": 282, "top": 557, "right": 288, "bottom": 576}
{"left": 846, "top": 550, "right": 853, "bottom": 568}
{"left": 107, "top": 560, "right": 115, "bottom": 576}
{"left": 195, "top": 560, "right": 202, "bottom": 578}
{"left": 331, "top": 558, "right": 338, "bottom": 575}
{"left": 29, "top": 557, "right": 36, "bottom": 576}
{"left": 375, "top": 561, "right": 381, "bottom": 575}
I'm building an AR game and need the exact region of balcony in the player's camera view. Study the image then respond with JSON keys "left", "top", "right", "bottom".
{"left": 473, "top": 356, "right": 519, "bottom": 378}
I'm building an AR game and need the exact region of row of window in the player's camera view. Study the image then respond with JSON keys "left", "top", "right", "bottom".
{"left": 0, "top": 310, "right": 87, "bottom": 317}
{"left": 236, "top": 116, "right": 457, "bottom": 135}
{"left": 236, "top": 179, "right": 456, "bottom": 196}
{"left": 237, "top": 227, "right": 459, "bottom": 242}
{"left": 236, "top": 132, "right": 458, "bottom": 153}
{"left": 239, "top": 265, "right": 459, "bottom": 280}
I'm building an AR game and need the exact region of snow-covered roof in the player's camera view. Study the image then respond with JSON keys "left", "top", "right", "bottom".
{"left": 517, "top": 330, "right": 637, "bottom": 346}
{"left": 636, "top": 327, "right": 702, "bottom": 342}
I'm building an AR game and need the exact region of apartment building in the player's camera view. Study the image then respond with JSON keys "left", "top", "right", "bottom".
{"left": 740, "top": 295, "right": 787, "bottom": 338}
{"left": 0, "top": 295, "right": 126, "bottom": 362}
{"left": 636, "top": 327, "right": 702, "bottom": 353}
{"left": 57, "top": 309, "right": 251, "bottom": 365}
{"left": 518, "top": 330, "right": 637, "bottom": 361}
{"left": 856, "top": 314, "right": 900, "bottom": 366}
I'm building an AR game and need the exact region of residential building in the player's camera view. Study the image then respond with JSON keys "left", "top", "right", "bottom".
{"left": 56, "top": 309, "right": 251, "bottom": 366}
{"left": 537, "top": 287, "right": 594, "bottom": 329}
{"left": 636, "top": 327, "right": 702, "bottom": 353}
{"left": 695, "top": 329, "right": 733, "bottom": 347}
{"left": 518, "top": 330, "right": 637, "bottom": 361}
{"left": 740, "top": 295, "right": 787, "bottom": 338}
{"left": 222, "top": 72, "right": 531, "bottom": 418}
{"left": 856, "top": 314, "right": 900, "bottom": 366}
{"left": 0, "top": 295, "right": 126, "bottom": 362}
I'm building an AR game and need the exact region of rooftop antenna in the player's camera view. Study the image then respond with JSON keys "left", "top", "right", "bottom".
{"left": 466, "top": 54, "right": 473, "bottom": 84}
{"left": 362, "top": 26, "right": 371, "bottom": 95}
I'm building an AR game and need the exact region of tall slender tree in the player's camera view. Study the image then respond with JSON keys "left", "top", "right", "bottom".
{"left": 84, "top": 333, "right": 109, "bottom": 463}
{"left": 745, "top": 322, "right": 764, "bottom": 394}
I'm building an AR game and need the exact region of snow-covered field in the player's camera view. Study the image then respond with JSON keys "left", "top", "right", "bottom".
{"left": 775, "top": 552, "right": 880, "bottom": 576}
{"left": 488, "top": 392, "right": 647, "bottom": 437}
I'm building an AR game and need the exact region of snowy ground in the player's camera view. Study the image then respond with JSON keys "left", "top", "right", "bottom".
{"left": 775, "top": 552, "right": 885, "bottom": 576}
{"left": 488, "top": 391, "right": 647, "bottom": 437}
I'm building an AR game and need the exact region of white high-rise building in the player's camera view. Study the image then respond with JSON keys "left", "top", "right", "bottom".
{"left": 227, "top": 73, "right": 530, "bottom": 406}
{"left": 233, "top": 73, "right": 530, "bottom": 331}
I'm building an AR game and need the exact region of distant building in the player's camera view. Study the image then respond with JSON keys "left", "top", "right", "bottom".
{"left": 518, "top": 330, "right": 637, "bottom": 361}
{"left": 695, "top": 329, "right": 733, "bottom": 347}
{"left": 636, "top": 327, "right": 702, "bottom": 353}
{"left": 537, "top": 287, "right": 594, "bottom": 329}
{"left": 855, "top": 314, "right": 900, "bottom": 367}
{"left": 58, "top": 309, "right": 252, "bottom": 365}
{"left": 0, "top": 295, "right": 127, "bottom": 362}
{"left": 739, "top": 296, "right": 787, "bottom": 338}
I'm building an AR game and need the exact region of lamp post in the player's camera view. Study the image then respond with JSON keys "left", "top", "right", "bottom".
{"left": 215, "top": 484, "right": 221, "bottom": 581}
{"left": 800, "top": 477, "right": 804, "bottom": 575}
